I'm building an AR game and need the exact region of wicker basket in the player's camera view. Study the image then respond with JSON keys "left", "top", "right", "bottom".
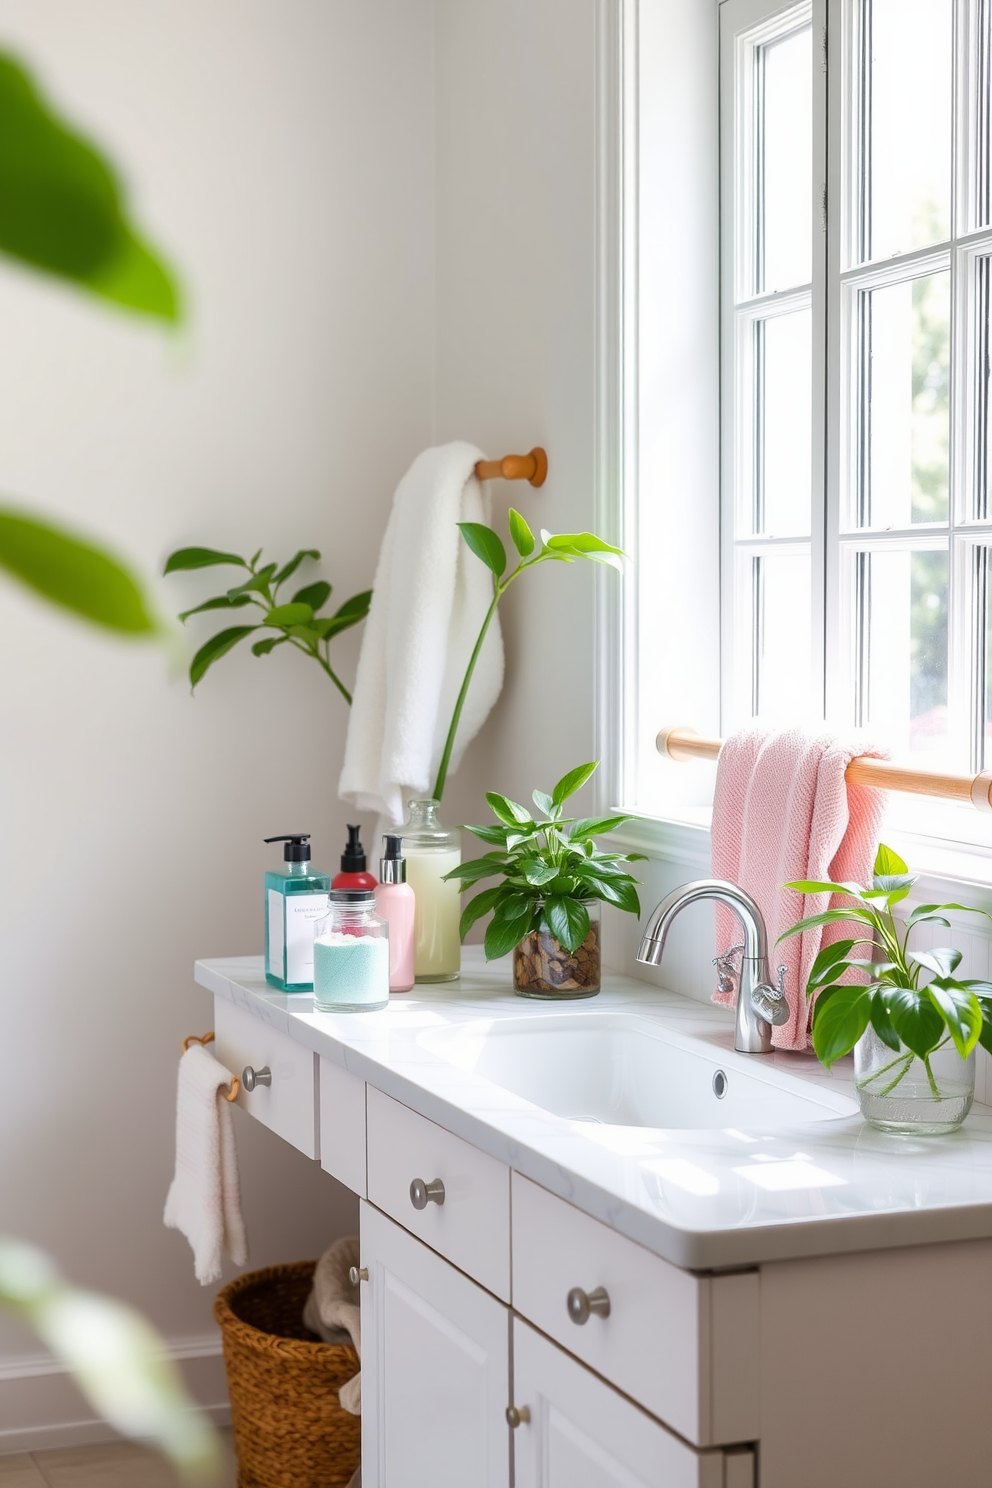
{"left": 214, "top": 1259, "right": 361, "bottom": 1488}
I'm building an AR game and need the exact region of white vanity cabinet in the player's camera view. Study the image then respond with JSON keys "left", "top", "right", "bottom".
{"left": 360, "top": 1201, "right": 510, "bottom": 1488}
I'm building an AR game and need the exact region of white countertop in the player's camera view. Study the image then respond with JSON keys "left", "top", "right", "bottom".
{"left": 196, "top": 948, "right": 992, "bottom": 1272}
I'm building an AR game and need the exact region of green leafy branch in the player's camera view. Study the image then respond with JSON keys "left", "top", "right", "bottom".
{"left": 431, "top": 510, "right": 624, "bottom": 802}
{"left": 778, "top": 843, "right": 992, "bottom": 1088}
{"left": 164, "top": 545, "right": 371, "bottom": 702}
{"left": 443, "top": 760, "right": 644, "bottom": 960}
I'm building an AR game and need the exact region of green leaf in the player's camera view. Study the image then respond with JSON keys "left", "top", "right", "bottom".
{"left": 463, "top": 822, "right": 511, "bottom": 847}
{"left": 567, "top": 814, "right": 632, "bottom": 841}
{"left": 227, "top": 564, "right": 277, "bottom": 600}
{"left": 484, "top": 907, "right": 536, "bottom": 960}
{"left": 508, "top": 507, "right": 536, "bottom": 557}
{"left": 459, "top": 885, "right": 506, "bottom": 939}
{"left": 874, "top": 843, "right": 908, "bottom": 877}
{"left": 331, "top": 589, "right": 373, "bottom": 624}
{"left": 810, "top": 985, "right": 872, "bottom": 1068}
{"left": 806, "top": 939, "right": 856, "bottom": 989}
{"left": 777, "top": 907, "right": 878, "bottom": 943}
{"left": 486, "top": 791, "right": 533, "bottom": 826}
{"left": 0, "top": 508, "right": 157, "bottom": 634}
{"left": 881, "top": 986, "right": 944, "bottom": 1059}
{"left": 870, "top": 873, "right": 918, "bottom": 894}
{"left": 164, "top": 546, "right": 247, "bottom": 575}
{"left": 251, "top": 636, "right": 288, "bottom": 657}
{"left": 273, "top": 549, "right": 320, "bottom": 586}
{"left": 551, "top": 760, "right": 599, "bottom": 807}
{"left": 783, "top": 879, "right": 862, "bottom": 896}
{"left": 532, "top": 789, "right": 555, "bottom": 816}
{"left": 292, "top": 580, "right": 331, "bottom": 613}
{"left": 543, "top": 531, "right": 625, "bottom": 571}
{"left": 587, "top": 878, "right": 641, "bottom": 916}
{"left": 517, "top": 857, "right": 560, "bottom": 887}
{"left": 189, "top": 625, "right": 258, "bottom": 689}
{"left": 869, "top": 996, "right": 901, "bottom": 1052}
{"left": 544, "top": 896, "right": 591, "bottom": 954}
{"left": 862, "top": 886, "right": 911, "bottom": 907}
{"left": 178, "top": 593, "right": 253, "bottom": 622}
{"left": 0, "top": 55, "right": 181, "bottom": 321}
{"left": 926, "top": 980, "right": 983, "bottom": 1058}
{"left": 287, "top": 625, "right": 320, "bottom": 645}
{"left": 910, "top": 947, "right": 963, "bottom": 980}
{"left": 266, "top": 602, "right": 314, "bottom": 628}
{"left": 459, "top": 522, "right": 507, "bottom": 578}
{"left": 441, "top": 854, "right": 509, "bottom": 886}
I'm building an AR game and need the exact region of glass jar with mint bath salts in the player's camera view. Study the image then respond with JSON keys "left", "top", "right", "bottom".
{"left": 313, "top": 890, "right": 389, "bottom": 1012}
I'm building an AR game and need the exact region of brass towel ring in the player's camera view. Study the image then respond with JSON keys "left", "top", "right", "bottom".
{"left": 180, "top": 1030, "right": 240, "bottom": 1101}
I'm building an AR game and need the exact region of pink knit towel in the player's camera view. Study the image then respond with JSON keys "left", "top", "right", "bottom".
{"left": 710, "top": 727, "right": 889, "bottom": 1051}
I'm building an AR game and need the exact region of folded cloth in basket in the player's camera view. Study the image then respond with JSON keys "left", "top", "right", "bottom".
{"left": 163, "top": 1042, "right": 248, "bottom": 1285}
{"left": 303, "top": 1235, "right": 363, "bottom": 1415}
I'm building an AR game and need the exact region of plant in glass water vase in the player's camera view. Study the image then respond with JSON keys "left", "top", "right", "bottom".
{"left": 444, "top": 761, "right": 644, "bottom": 999}
{"left": 778, "top": 844, "right": 992, "bottom": 1133}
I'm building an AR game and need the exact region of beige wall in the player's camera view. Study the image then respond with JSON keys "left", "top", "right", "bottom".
{"left": 0, "top": 0, "right": 434, "bottom": 1445}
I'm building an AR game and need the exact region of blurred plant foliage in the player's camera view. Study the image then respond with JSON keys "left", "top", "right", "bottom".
{"left": 0, "top": 50, "right": 181, "bottom": 636}
{"left": 0, "top": 1239, "right": 220, "bottom": 1481}
{"left": 0, "top": 50, "right": 217, "bottom": 1475}
{"left": 165, "top": 545, "right": 372, "bottom": 703}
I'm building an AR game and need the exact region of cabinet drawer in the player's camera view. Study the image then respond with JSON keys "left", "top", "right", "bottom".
{"left": 366, "top": 1087, "right": 510, "bottom": 1301}
{"left": 511, "top": 1174, "right": 758, "bottom": 1447}
{"left": 512, "top": 1319, "right": 753, "bottom": 1488}
{"left": 213, "top": 998, "right": 318, "bottom": 1159}
{"left": 320, "top": 1058, "right": 366, "bottom": 1195}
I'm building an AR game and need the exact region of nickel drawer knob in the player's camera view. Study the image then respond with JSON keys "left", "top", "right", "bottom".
{"left": 409, "top": 1177, "right": 446, "bottom": 1210}
{"left": 567, "top": 1285, "right": 611, "bottom": 1325}
{"left": 241, "top": 1065, "right": 272, "bottom": 1092}
{"left": 506, "top": 1405, "right": 531, "bottom": 1428}
{"left": 349, "top": 1266, "right": 369, "bottom": 1286}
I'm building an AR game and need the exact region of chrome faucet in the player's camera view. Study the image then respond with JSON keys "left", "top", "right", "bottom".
{"left": 636, "top": 880, "right": 789, "bottom": 1054}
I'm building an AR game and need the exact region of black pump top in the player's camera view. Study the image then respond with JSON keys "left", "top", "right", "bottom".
{"left": 383, "top": 834, "right": 402, "bottom": 860}
{"left": 340, "top": 824, "right": 367, "bottom": 873}
{"left": 264, "top": 833, "right": 312, "bottom": 863}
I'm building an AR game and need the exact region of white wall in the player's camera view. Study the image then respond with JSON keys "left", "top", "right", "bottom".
{"left": 433, "top": 0, "right": 602, "bottom": 835}
{"left": 0, "top": 0, "right": 434, "bottom": 1448}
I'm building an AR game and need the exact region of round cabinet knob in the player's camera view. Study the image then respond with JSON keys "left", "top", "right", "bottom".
{"left": 567, "top": 1285, "right": 611, "bottom": 1325}
{"left": 348, "top": 1266, "right": 369, "bottom": 1287}
{"left": 506, "top": 1405, "right": 531, "bottom": 1428}
{"left": 241, "top": 1065, "right": 272, "bottom": 1093}
{"left": 409, "top": 1177, "right": 445, "bottom": 1210}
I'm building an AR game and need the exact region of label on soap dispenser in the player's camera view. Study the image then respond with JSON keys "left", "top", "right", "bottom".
{"left": 285, "top": 892, "right": 330, "bottom": 985}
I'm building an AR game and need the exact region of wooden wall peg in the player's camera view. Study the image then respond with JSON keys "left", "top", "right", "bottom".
{"left": 474, "top": 447, "right": 548, "bottom": 486}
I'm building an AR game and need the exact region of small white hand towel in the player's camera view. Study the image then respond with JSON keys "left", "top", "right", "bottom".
{"left": 163, "top": 1043, "right": 249, "bottom": 1286}
{"left": 339, "top": 442, "right": 505, "bottom": 824}
{"left": 302, "top": 1235, "right": 362, "bottom": 1414}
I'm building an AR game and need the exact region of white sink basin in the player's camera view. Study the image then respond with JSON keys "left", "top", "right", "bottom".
{"left": 418, "top": 1012, "right": 858, "bottom": 1129}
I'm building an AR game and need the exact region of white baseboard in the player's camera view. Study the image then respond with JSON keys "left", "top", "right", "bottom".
{"left": 0, "top": 1334, "right": 230, "bottom": 1456}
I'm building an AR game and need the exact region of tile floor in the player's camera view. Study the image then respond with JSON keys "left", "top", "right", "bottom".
{"left": 0, "top": 1432, "right": 237, "bottom": 1488}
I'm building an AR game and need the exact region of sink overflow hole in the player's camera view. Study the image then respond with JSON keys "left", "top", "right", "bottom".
{"left": 712, "top": 1070, "right": 728, "bottom": 1099}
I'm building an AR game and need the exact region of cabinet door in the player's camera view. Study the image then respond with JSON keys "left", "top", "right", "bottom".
{"left": 512, "top": 1320, "right": 743, "bottom": 1488}
{"left": 360, "top": 1201, "right": 510, "bottom": 1488}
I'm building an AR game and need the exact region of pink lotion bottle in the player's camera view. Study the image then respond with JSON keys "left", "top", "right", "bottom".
{"left": 375, "top": 835, "right": 416, "bottom": 993}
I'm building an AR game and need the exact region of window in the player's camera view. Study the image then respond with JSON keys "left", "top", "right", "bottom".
{"left": 612, "top": 0, "right": 992, "bottom": 853}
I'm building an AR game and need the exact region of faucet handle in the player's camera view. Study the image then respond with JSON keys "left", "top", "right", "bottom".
{"left": 750, "top": 966, "right": 791, "bottom": 1027}
{"left": 712, "top": 944, "right": 746, "bottom": 997}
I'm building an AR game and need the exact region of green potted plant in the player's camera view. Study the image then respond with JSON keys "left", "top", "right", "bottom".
{"left": 779, "top": 844, "right": 992, "bottom": 1133}
{"left": 445, "top": 761, "right": 643, "bottom": 998}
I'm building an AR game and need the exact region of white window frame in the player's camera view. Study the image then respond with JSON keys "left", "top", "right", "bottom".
{"left": 596, "top": 0, "right": 992, "bottom": 900}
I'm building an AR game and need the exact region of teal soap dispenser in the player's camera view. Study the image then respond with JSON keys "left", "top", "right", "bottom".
{"left": 263, "top": 834, "right": 331, "bottom": 991}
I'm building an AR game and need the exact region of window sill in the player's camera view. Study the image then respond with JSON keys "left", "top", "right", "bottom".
{"left": 608, "top": 807, "right": 992, "bottom": 916}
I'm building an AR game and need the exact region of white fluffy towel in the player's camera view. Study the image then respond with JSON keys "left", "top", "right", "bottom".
{"left": 163, "top": 1043, "right": 249, "bottom": 1286}
{"left": 339, "top": 442, "right": 505, "bottom": 823}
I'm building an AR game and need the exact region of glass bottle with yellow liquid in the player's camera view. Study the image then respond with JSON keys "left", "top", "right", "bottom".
{"left": 399, "top": 799, "right": 461, "bottom": 982}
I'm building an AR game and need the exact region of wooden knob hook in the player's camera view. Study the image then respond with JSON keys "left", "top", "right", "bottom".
{"left": 474, "top": 447, "right": 548, "bottom": 487}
